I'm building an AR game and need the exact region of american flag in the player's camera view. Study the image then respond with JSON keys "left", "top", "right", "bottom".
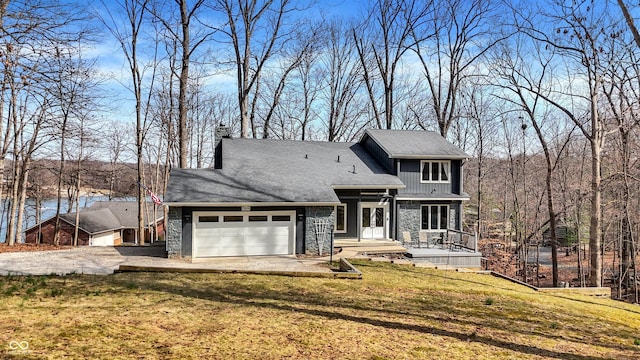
{"left": 137, "top": 182, "right": 163, "bottom": 206}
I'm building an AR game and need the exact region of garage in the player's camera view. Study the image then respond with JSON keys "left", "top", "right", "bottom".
{"left": 192, "top": 211, "right": 296, "bottom": 257}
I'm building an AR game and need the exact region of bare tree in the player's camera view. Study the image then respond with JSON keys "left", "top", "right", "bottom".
{"left": 600, "top": 41, "right": 640, "bottom": 301}
{"left": 101, "top": 0, "right": 151, "bottom": 245}
{"left": 457, "top": 83, "right": 499, "bottom": 241}
{"left": 6, "top": 91, "right": 50, "bottom": 245}
{"left": 146, "top": 0, "right": 210, "bottom": 168}
{"left": 290, "top": 43, "right": 321, "bottom": 141}
{"left": 0, "top": 0, "right": 90, "bottom": 244}
{"left": 71, "top": 114, "right": 99, "bottom": 246}
{"left": 258, "top": 22, "right": 319, "bottom": 139}
{"left": 320, "top": 19, "right": 367, "bottom": 141}
{"left": 211, "top": 0, "right": 306, "bottom": 139}
{"left": 514, "top": 1, "right": 619, "bottom": 286}
{"left": 411, "top": 0, "right": 506, "bottom": 137}
{"left": 106, "top": 121, "right": 125, "bottom": 199}
{"left": 354, "top": 0, "right": 428, "bottom": 130}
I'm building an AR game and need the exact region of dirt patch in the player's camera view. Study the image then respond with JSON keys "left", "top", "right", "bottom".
{"left": 0, "top": 243, "right": 72, "bottom": 253}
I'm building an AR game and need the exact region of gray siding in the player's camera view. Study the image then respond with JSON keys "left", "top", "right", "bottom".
{"left": 397, "top": 159, "right": 462, "bottom": 194}
{"left": 334, "top": 199, "right": 359, "bottom": 239}
{"left": 362, "top": 136, "right": 394, "bottom": 173}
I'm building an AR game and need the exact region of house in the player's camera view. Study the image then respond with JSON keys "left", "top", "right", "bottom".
{"left": 89, "top": 201, "right": 165, "bottom": 243}
{"left": 24, "top": 201, "right": 164, "bottom": 246}
{"left": 164, "top": 128, "right": 473, "bottom": 260}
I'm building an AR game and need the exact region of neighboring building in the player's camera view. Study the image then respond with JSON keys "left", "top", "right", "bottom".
{"left": 24, "top": 201, "right": 164, "bottom": 246}
{"left": 164, "top": 128, "right": 470, "bottom": 259}
{"left": 89, "top": 201, "right": 164, "bottom": 243}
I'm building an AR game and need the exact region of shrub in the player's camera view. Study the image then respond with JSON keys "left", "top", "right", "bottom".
{"left": 484, "top": 297, "right": 494, "bottom": 305}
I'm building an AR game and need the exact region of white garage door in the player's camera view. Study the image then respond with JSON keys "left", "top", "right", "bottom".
{"left": 193, "top": 211, "right": 295, "bottom": 257}
{"left": 90, "top": 231, "right": 115, "bottom": 246}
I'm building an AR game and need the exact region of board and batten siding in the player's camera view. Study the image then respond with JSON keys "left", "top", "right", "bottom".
{"left": 361, "top": 136, "right": 394, "bottom": 173}
{"left": 397, "top": 159, "right": 462, "bottom": 194}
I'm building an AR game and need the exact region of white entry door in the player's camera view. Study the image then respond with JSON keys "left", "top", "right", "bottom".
{"left": 361, "top": 205, "right": 386, "bottom": 239}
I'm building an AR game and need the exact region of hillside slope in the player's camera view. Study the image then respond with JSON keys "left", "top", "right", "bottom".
{"left": 0, "top": 260, "right": 638, "bottom": 359}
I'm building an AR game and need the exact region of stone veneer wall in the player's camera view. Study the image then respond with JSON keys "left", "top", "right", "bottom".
{"left": 166, "top": 207, "right": 182, "bottom": 258}
{"left": 397, "top": 201, "right": 421, "bottom": 241}
{"left": 305, "top": 206, "right": 334, "bottom": 255}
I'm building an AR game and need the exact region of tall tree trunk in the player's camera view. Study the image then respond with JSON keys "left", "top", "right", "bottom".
{"left": 15, "top": 166, "right": 30, "bottom": 246}
{"left": 178, "top": 0, "right": 190, "bottom": 167}
{"left": 6, "top": 89, "right": 20, "bottom": 245}
{"left": 589, "top": 131, "right": 602, "bottom": 287}
{"left": 546, "top": 161, "right": 558, "bottom": 287}
{"left": 53, "top": 114, "right": 68, "bottom": 245}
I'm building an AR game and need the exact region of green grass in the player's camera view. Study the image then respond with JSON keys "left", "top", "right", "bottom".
{"left": 0, "top": 260, "right": 639, "bottom": 359}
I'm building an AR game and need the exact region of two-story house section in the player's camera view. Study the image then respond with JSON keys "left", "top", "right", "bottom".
{"left": 359, "top": 130, "right": 470, "bottom": 243}
{"left": 164, "top": 128, "right": 477, "bottom": 266}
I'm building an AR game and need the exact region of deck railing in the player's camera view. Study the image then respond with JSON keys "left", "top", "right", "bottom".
{"left": 406, "top": 229, "right": 478, "bottom": 252}
{"left": 443, "top": 229, "right": 477, "bottom": 252}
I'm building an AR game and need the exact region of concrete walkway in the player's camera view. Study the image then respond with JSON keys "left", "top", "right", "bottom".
{"left": 0, "top": 245, "right": 332, "bottom": 276}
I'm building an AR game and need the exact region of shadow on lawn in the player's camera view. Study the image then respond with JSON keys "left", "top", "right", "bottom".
{"left": 110, "top": 273, "right": 637, "bottom": 360}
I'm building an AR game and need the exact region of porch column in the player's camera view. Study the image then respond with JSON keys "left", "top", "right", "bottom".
{"left": 357, "top": 192, "right": 362, "bottom": 242}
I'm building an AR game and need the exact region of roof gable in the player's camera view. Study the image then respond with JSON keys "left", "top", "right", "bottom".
{"left": 362, "top": 129, "right": 469, "bottom": 159}
{"left": 89, "top": 201, "right": 162, "bottom": 228}
{"left": 24, "top": 201, "right": 164, "bottom": 235}
{"left": 58, "top": 208, "right": 122, "bottom": 235}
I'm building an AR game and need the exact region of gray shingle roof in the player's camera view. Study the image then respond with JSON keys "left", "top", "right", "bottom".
{"left": 165, "top": 138, "right": 405, "bottom": 205}
{"left": 89, "top": 201, "right": 162, "bottom": 228}
{"left": 59, "top": 208, "right": 122, "bottom": 235}
{"left": 24, "top": 201, "right": 164, "bottom": 235}
{"left": 363, "top": 129, "right": 469, "bottom": 159}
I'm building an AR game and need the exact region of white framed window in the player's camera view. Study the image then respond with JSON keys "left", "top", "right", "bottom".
{"left": 335, "top": 204, "right": 347, "bottom": 233}
{"left": 421, "top": 205, "right": 449, "bottom": 231}
{"left": 420, "top": 160, "right": 450, "bottom": 183}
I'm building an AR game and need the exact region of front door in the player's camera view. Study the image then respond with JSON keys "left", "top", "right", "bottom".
{"left": 361, "top": 205, "right": 385, "bottom": 239}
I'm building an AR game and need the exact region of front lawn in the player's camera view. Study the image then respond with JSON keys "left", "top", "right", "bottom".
{"left": 1, "top": 261, "right": 639, "bottom": 359}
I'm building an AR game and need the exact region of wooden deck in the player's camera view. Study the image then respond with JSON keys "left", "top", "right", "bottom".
{"left": 332, "top": 238, "right": 483, "bottom": 269}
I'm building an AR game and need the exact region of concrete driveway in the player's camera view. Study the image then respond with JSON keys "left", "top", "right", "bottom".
{"left": 0, "top": 246, "right": 163, "bottom": 276}
{"left": 0, "top": 244, "right": 332, "bottom": 276}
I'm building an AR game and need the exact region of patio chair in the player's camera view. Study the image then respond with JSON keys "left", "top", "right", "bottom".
{"left": 402, "top": 231, "right": 417, "bottom": 248}
{"left": 419, "top": 231, "right": 429, "bottom": 248}
{"left": 462, "top": 235, "right": 470, "bottom": 248}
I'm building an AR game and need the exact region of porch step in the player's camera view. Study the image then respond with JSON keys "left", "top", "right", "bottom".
{"left": 333, "top": 240, "right": 406, "bottom": 258}
{"left": 334, "top": 239, "right": 402, "bottom": 248}
{"left": 353, "top": 245, "right": 407, "bottom": 255}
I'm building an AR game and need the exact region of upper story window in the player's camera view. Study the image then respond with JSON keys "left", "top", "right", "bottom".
{"left": 421, "top": 160, "right": 450, "bottom": 183}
